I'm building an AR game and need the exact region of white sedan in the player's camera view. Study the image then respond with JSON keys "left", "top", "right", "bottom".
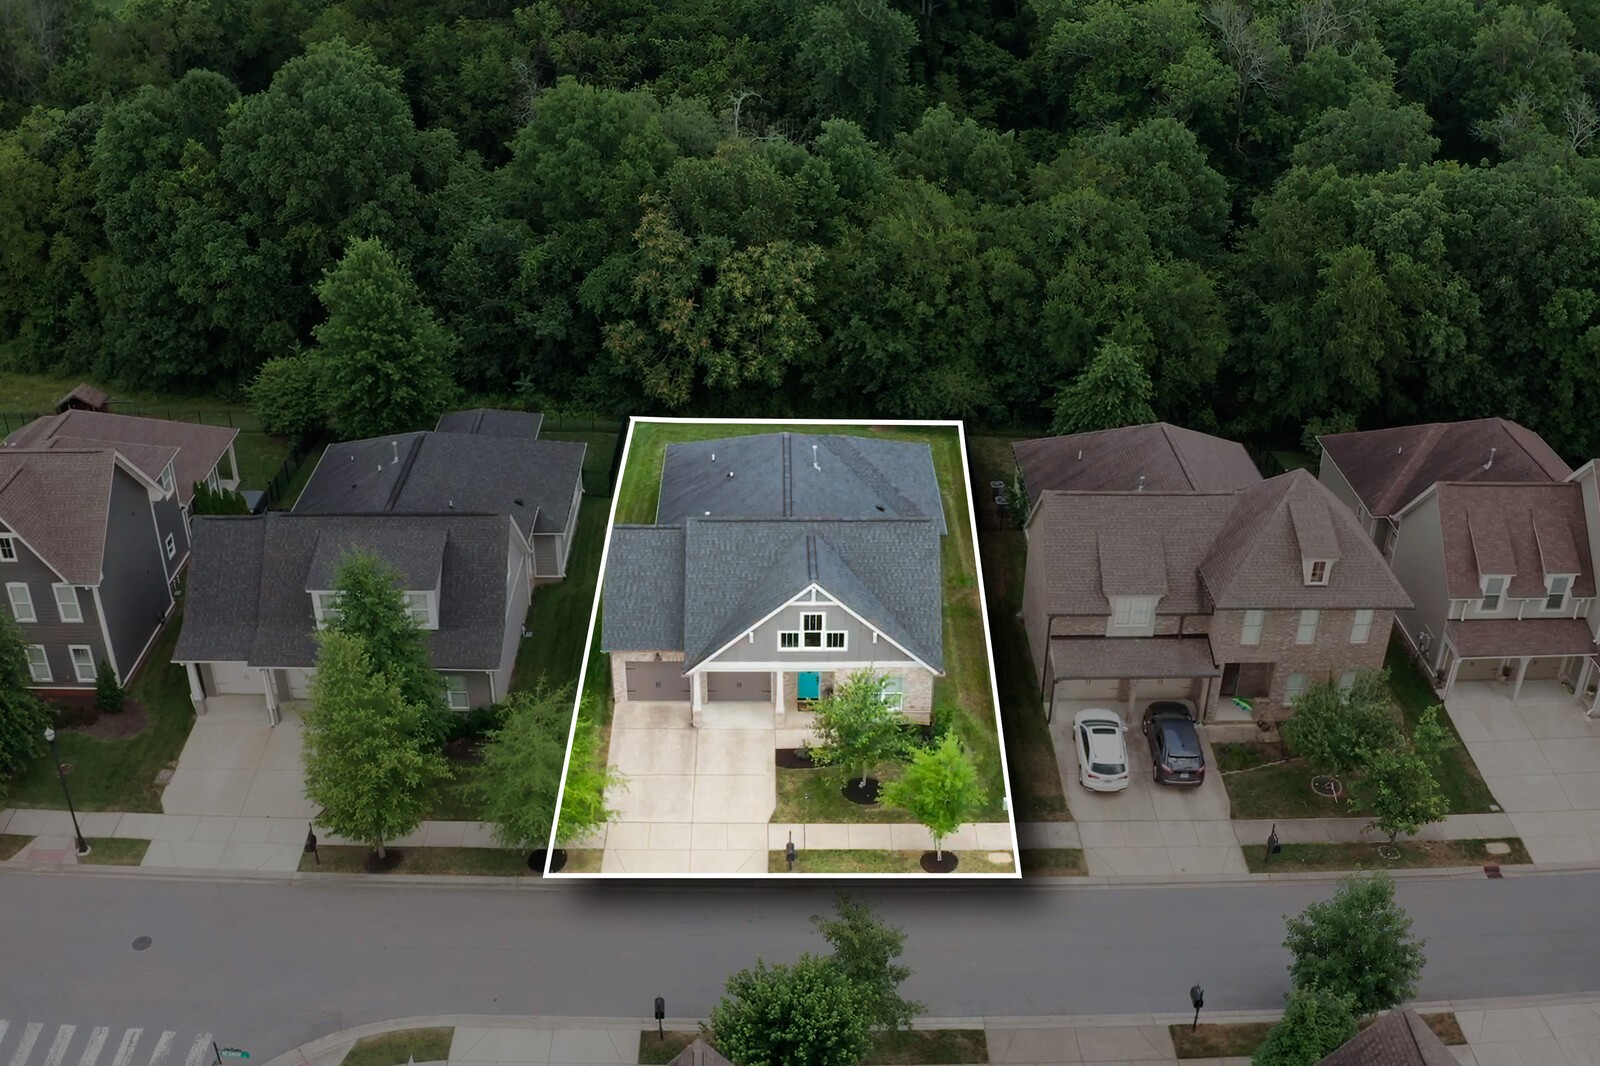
{"left": 1073, "top": 708, "right": 1130, "bottom": 792}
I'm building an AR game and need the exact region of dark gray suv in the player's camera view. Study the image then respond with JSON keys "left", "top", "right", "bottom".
{"left": 1141, "top": 701, "right": 1206, "bottom": 786}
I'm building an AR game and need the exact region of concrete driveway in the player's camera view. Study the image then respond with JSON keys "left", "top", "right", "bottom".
{"left": 1444, "top": 679, "right": 1600, "bottom": 864}
{"left": 597, "top": 701, "right": 774, "bottom": 874}
{"left": 160, "top": 697, "right": 314, "bottom": 819}
{"left": 1050, "top": 699, "right": 1244, "bottom": 876}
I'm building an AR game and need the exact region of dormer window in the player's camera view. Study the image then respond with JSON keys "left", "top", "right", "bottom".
{"left": 312, "top": 590, "right": 343, "bottom": 627}
{"left": 159, "top": 463, "right": 175, "bottom": 496}
{"left": 1480, "top": 575, "right": 1506, "bottom": 611}
{"left": 1304, "top": 559, "right": 1331, "bottom": 586}
{"left": 1546, "top": 574, "right": 1573, "bottom": 612}
{"left": 404, "top": 591, "right": 438, "bottom": 630}
{"left": 1112, "top": 597, "right": 1155, "bottom": 628}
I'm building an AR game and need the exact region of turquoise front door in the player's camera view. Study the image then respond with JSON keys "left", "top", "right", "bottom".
{"left": 797, "top": 672, "right": 821, "bottom": 700}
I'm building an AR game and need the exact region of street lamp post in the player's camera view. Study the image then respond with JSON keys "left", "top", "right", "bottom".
{"left": 42, "top": 727, "right": 90, "bottom": 856}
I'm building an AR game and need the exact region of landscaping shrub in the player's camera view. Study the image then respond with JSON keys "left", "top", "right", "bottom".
{"left": 95, "top": 661, "right": 126, "bottom": 714}
{"left": 1251, "top": 987, "right": 1358, "bottom": 1065}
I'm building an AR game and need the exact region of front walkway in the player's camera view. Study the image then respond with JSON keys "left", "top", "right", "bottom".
{"left": 161, "top": 698, "right": 313, "bottom": 819}
{"left": 1445, "top": 679, "right": 1600, "bottom": 864}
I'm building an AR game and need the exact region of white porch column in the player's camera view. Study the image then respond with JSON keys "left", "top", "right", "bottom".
{"left": 1444, "top": 656, "right": 1462, "bottom": 698}
{"left": 185, "top": 662, "right": 205, "bottom": 714}
{"left": 1512, "top": 656, "right": 1531, "bottom": 704}
{"left": 774, "top": 670, "right": 786, "bottom": 727}
{"left": 691, "top": 671, "right": 704, "bottom": 728}
{"left": 1589, "top": 671, "right": 1600, "bottom": 718}
{"left": 262, "top": 668, "right": 280, "bottom": 726}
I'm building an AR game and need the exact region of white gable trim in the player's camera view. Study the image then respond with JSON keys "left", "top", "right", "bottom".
{"left": 697, "top": 581, "right": 937, "bottom": 675}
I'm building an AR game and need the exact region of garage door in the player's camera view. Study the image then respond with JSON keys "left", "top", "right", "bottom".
{"left": 707, "top": 671, "right": 772, "bottom": 701}
{"left": 284, "top": 669, "right": 313, "bottom": 699}
{"left": 207, "top": 661, "right": 259, "bottom": 695}
{"left": 625, "top": 660, "right": 691, "bottom": 702}
{"left": 1139, "top": 678, "right": 1197, "bottom": 700}
{"left": 1058, "top": 679, "right": 1120, "bottom": 701}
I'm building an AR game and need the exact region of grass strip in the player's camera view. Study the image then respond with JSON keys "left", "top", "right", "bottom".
{"left": 767, "top": 849, "right": 1016, "bottom": 874}
{"left": 80, "top": 838, "right": 150, "bottom": 865}
{"left": 1243, "top": 837, "right": 1530, "bottom": 873}
{"left": 342, "top": 1029, "right": 454, "bottom": 1066}
{"left": 301, "top": 845, "right": 531, "bottom": 876}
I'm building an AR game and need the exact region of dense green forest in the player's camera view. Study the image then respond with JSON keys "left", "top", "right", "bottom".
{"left": 4, "top": 0, "right": 1600, "bottom": 453}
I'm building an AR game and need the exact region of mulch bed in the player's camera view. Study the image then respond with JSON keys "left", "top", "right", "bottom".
{"left": 52, "top": 696, "right": 151, "bottom": 741}
{"left": 842, "top": 777, "right": 882, "bottom": 805}
{"left": 920, "top": 851, "right": 960, "bottom": 873}
{"left": 775, "top": 748, "right": 816, "bottom": 769}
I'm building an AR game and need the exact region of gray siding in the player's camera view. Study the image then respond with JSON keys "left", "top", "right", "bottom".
{"left": 448, "top": 671, "right": 495, "bottom": 709}
{"left": 557, "top": 477, "right": 584, "bottom": 574}
{"left": 1390, "top": 493, "right": 1452, "bottom": 670}
{"left": 1317, "top": 451, "right": 1366, "bottom": 526}
{"left": 708, "top": 599, "right": 921, "bottom": 666}
{"left": 99, "top": 465, "right": 175, "bottom": 681}
{"left": 0, "top": 521, "right": 108, "bottom": 687}
{"left": 491, "top": 544, "right": 532, "bottom": 699}
{"left": 151, "top": 490, "right": 189, "bottom": 577}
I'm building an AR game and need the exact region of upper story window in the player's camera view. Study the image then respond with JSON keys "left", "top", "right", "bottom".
{"left": 1304, "top": 559, "right": 1332, "bottom": 586}
{"left": 404, "top": 591, "right": 439, "bottom": 630}
{"left": 1285, "top": 672, "right": 1308, "bottom": 705}
{"left": 53, "top": 584, "right": 82, "bottom": 624}
{"left": 25, "top": 644, "right": 50, "bottom": 683}
{"left": 779, "top": 611, "right": 846, "bottom": 651}
{"left": 1240, "top": 609, "right": 1264, "bottom": 646}
{"left": 159, "top": 463, "right": 175, "bottom": 496}
{"left": 1296, "top": 609, "right": 1320, "bottom": 644}
{"left": 1112, "top": 597, "right": 1154, "bottom": 629}
{"left": 6, "top": 582, "right": 35, "bottom": 623}
{"left": 1546, "top": 574, "right": 1573, "bottom": 612}
{"left": 312, "top": 590, "right": 343, "bottom": 627}
{"left": 1480, "top": 575, "right": 1506, "bottom": 611}
{"left": 0, "top": 534, "right": 15, "bottom": 562}
{"left": 1350, "top": 608, "right": 1374, "bottom": 644}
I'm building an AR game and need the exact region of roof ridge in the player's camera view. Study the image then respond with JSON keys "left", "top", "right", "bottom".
{"left": 1380, "top": 421, "right": 1448, "bottom": 512}
{"left": 1157, "top": 423, "right": 1200, "bottom": 488}
{"left": 382, "top": 436, "right": 426, "bottom": 510}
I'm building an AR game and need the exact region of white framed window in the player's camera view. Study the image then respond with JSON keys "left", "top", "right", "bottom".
{"left": 1338, "top": 670, "right": 1358, "bottom": 690}
{"left": 1240, "top": 609, "right": 1264, "bottom": 646}
{"left": 0, "top": 534, "right": 16, "bottom": 562}
{"left": 826, "top": 631, "right": 847, "bottom": 650}
{"left": 802, "top": 612, "right": 824, "bottom": 648}
{"left": 444, "top": 674, "right": 469, "bottom": 711}
{"left": 779, "top": 611, "right": 845, "bottom": 652}
{"left": 312, "top": 591, "right": 343, "bottom": 627}
{"left": 165, "top": 533, "right": 176, "bottom": 560}
{"left": 53, "top": 584, "right": 82, "bottom": 624}
{"left": 25, "top": 644, "right": 49, "bottom": 682}
{"left": 1285, "top": 672, "right": 1308, "bottom": 705}
{"left": 1113, "top": 597, "right": 1155, "bottom": 628}
{"left": 1480, "top": 575, "right": 1506, "bottom": 611}
{"left": 159, "top": 463, "right": 175, "bottom": 496}
{"left": 1350, "top": 608, "right": 1374, "bottom": 644}
{"left": 404, "top": 592, "right": 432, "bottom": 628}
{"left": 69, "top": 645, "right": 95, "bottom": 682}
{"left": 1546, "top": 574, "right": 1572, "bottom": 611}
{"left": 7, "top": 582, "right": 35, "bottom": 623}
{"left": 206, "top": 467, "right": 220, "bottom": 492}
{"left": 1304, "top": 559, "right": 1331, "bottom": 586}
{"left": 881, "top": 674, "right": 904, "bottom": 710}
{"left": 779, "top": 632, "right": 799, "bottom": 649}
{"left": 1296, "top": 609, "right": 1320, "bottom": 644}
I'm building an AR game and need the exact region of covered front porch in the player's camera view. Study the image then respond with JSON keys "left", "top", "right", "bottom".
{"left": 1045, "top": 637, "right": 1221, "bottom": 724}
{"left": 1440, "top": 618, "right": 1600, "bottom": 712}
{"left": 687, "top": 666, "right": 925, "bottom": 727}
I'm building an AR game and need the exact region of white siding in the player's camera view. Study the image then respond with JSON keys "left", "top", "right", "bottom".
{"left": 1389, "top": 493, "right": 1452, "bottom": 670}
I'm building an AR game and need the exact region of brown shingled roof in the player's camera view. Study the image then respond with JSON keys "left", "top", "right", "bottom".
{"left": 664, "top": 1041, "right": 733, "bottom": 1066}
{"left": 0, "top": 450, "right": 126, "bottom": 584}
{"left": 1050, "top": 637, "right": 1219, "bottom": 679}
{"left": 1447, "top": 617, "right": 1596, "bottom": 658}
{"left": 5, "top": 410, "right": 237, "bottom": 505}
{"left": 1317, "top": 1009, "right": 1457, "bottom": 1066}
{"left": 1436, "top": 482, "right": 1595, "bottom": 600}
{"left": 1013, "top": 423, "right": 1261, "bottom": 501}
{"left": 1319, "top": 418, "right": 1570, "bottom": 517}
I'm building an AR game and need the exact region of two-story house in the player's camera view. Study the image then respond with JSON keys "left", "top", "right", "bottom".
{"left": 1021, "top": 467, "right": 1411, "bottom": 724}
{"left": 0, "top": 448, "right": 177, "bottom": 692}
{"left": 1013, "top": 421, "right": 1264, "bottom": 498}
{"left": 1318, "top": 418, "right": 1600, "bottom": 707}
{"left": 602, "top": 432, "right": 946, "bottom": 726}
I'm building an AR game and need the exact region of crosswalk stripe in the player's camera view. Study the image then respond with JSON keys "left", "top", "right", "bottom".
{"left": 109, "top": 1029, "right": 141, "bottom": 1066}
{"left": 42, "top": 1027, "right": 74, "bottom": 1066}
{"left": 180, "top": 1035, "right": 210, "bottom": 1066}
{"left": 9, "top": 1024, "right": 43, "bottom": 1066}
{"left": 79, "top": 1029, "right": 109, "bottom": 1066}
{"left": 0, "top": 1025, "right": 9, "bottom": 1056}
{"left": 144, "top": 1033, "right": 174, "bottom": 1066}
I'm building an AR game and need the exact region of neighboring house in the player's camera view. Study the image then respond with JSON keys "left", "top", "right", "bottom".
{"left": 3, "top": 408, "right": 240, "bottom": 547}
{"left": 1319, "top": 418, "right": 1600, "bottom": 707}
{"left": 55, "top": 383, "right": 111, "bottom": 414}
{"left": 172, "top": 512, "right": 529, "bottom": 723}
{"left": 1013, "top": 422, "right": 1262, "bottom": 501}
{"left": 0, "top": 448, "right": 178, "bottom": 691}
{"left": 602, "top": 432, "right": 946, "bottom": 726}
{"left": 291, "top": 410, "right": 586, "bottom": 583}
{"left": 1021, "top": 467, "right": 1411, "bottom": 723}
{"left": 1316, "top": 1009, "right": 1455, "bottom": 1066}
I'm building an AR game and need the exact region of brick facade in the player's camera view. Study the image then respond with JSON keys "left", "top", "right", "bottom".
{"left": 1208, "top": 608, "right": 1394, "bottom": 721}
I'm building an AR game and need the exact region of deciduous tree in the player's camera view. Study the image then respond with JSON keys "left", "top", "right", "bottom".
{"left": 1048, "top": 342, "right": 1159, "bottom": 435}
{"left": 553, "top": 710, "right": 625, "bottom": 846}
{"left": 326, "top": 551, "right": 448, "bottom": 742}
{"left": 880, "top": 733, "right": 986, "bottom": 859}
{"left": 811, "top": 894, "right": 922, "bottom": 1032}
{"left": 710, "top": 954, "right": 873, "bottom": 1066}
{"left": 1279, "top": 670, "right": 1400, "bottom": 780}
{"left": 1251, "top": 986, "right": 1358, "bottom": 1066}
{"left": 475, "top": 686, "right": 575, "bottom": 852}
{"left": 808, "top": 670, "right": 914, "bottom": 788}
{"left": 248, "top": 353, "right": 327, "bottom": 438}
{"left": 1282, "top": 873, "right": 1425, "bottom": 1015}
{"left": 0, "top": 616, "right": 51, "bottom": 795}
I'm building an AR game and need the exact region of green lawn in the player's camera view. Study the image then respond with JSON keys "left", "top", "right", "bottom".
{"left": 512, "top": 496, "right": 610, "bottom": 693}
{"left": 773, "top": 764, "right": 912, "bottom": 824}
{"left": 1243, "top": 837, "right": 1530, "bottom": 873}
{"left": 341, "top": 1029, "right": 454, "bottom": 1066}
{"left": 1386, "top": 637, "right": 1498, "bottom": 813}
{"left": 1171, "top": 1022, "right": 1275, "bottom": 1058}
{"left": 1019, "top": 848, "right": 1088, "bottom": 876}
{"left": 5, "top": 614, "right": 195, "bottom": 811}
{"left": 231, "top": 430, "right": 294, "bottom": 490}
{"left": 265, "top": 442, "right": 327, "bottom": 510}
{"left": 768, "top": 848, "right": 1016, "bottom": 873}
{"left": 302, "top": 845, "right": 531, "bottom": 875}
{"left": 81, "top": 837, "right": 151, "bottom": 865}
{"left": 542, "top": 429, "right": 620, "bottom": 497}
{"left": 0, "top": 371, "right": 257, "bottom": 422}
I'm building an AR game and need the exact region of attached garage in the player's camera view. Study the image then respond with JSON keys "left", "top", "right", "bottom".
{"left": 206, "top": 661, "right": 260, "bottom": 695}
{"left": 1137, "top": 678, "right": 1199, "bottom": 700}
{"left": 707, "top": 671, "right": 773, "bottom": 701}
{"left": 284, "top": 669, "right": 312, "bottom": 699}
{"left": 625, "top": 660, "right": 691, "bottom": 702}
{"left": 1057, "top": 679, "right": 1120, "bottom": 701}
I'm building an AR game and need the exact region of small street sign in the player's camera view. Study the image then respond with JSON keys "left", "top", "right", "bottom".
{"left": 220, "top": 1049, "right": 250, "bottom": 1059}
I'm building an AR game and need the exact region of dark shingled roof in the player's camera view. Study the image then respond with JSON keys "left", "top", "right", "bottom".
{"left": 1317, "top": 1010, "right": 1456, "bottom": 1066}
{"left": 1013, "top": 424, "right": 1262, "bottom": 501}
{"left": 4, "top": 409, "right": 237, "bottom": 506}
{"left": 1319, "top": 418, "right": 1571, "bottom": 517}
{"left": 435, "top": 408, "right": 545, "bottom": 440}
{"left": 173, "top": 513, "right": 511, "bottom": 670}
{"left": 1436, "top": 482, "right": 1595, "bottom": 600}
{"left": 602, "top": 517, "right": 944, "bottom": 672}
{"left": 1050, "top": 637, "right": 1219, "bottom": 679}
{"left": 293, "top": 430, "right": 585, "bottom": 537}
{"left": 656, "top": 433, "right": 946, "bottom": 534}
{"left": 304, "top": 526, "right": 447, "bottom": 591}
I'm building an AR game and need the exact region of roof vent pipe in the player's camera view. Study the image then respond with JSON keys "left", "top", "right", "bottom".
{"left": 391, "top": 440, "right": 399, "bottom": 463}
{"left": 711, "top": 453, "right": 715, "bottom": 462}
{"left": 1137, "top": 475, "right": 1146, "bottom": 492}
{"left": 1077, "top": 450, "right": 1083, "bottom": 461}
{"left": 812, "top": 444, "right": 821, "bottom": 472}
{"left": 1484, "top": 447, "right": 1496, "bottom": 471}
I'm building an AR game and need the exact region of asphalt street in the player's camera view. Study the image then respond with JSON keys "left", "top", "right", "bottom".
{"left": 3, "top": 871, "right": 1599, "bottom": 1059}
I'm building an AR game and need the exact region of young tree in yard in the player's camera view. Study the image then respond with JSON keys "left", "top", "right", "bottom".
{"left": 327, "top": 552, "right": 448, "bottom": 743}
{"left": 809, "top": 670, "right": 913, "bottom": 788}
{"left": 1251, "top": 986, "right": 1358, "bottom": 1066}
{"left": 0, "top": 616, "right": 51, "bottom": 794}
{"left": 1283, "top": 874, "right": 1425, "bottom": 1016}
{"left": 248, "top": 353, "right": 327, "bottom": 438}
{"left": 879, "top": 733, "right": 986, "bottom": 860}
{"left": 1353, "top": 707, "right": 1456, "bottom": 844}
{"left": 474, "top": 686, "right": 573, "bottom": 852}
{"left": 811, "top": 894, "right": 922, "bottom": 1033}
{"left": 1279, "top": 671, "right": 1401, "bottom": 781}
{"left": 315, "top": 237, "right": 458, "bottom": 440}
{"left": 1048, "top": 342, "right": 1159, "bottom": 436}
{"left": 710, "top": 954, "right": 872, "bottom": 1066}
{"left": 302, "top": 629, "right": 450, "bottom": 859}
{"left": 553, "top": 711, "right": 625, "bottom": 845}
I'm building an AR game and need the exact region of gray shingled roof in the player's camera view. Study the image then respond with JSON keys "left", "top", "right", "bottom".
{"left": 435, "top": 408, "right": 545, "bottom": 439}
{"left": 656, "top": 433, "right": 946, "bottom": 534}
{"left": 0, "top": 449, "right": 130, "bottom": 584}
{"left": 305, "top": 527, "right": 447, "bottom": 591}
{"left": 600, "top": 526, "right": 686, "bottom": 652}
{"left": 173, "top": 513, "right": 511, "bottom": 669}
{"left": 1436, "top": 481, "right": 1595, "bottom": 600}
{"left": 294, "top": 431, "right": 585, "bottom": 537}
{"left": 1013, "top": 424, "right": 1262, "bottom": 501}
{"left": 1319, "top": 418, "right": 1571, "bottom": 517}
{"left": 602, "top": 517, "right": 944, "bottom": 671}
{"left": 4, "top": 409, "right": 237, "bottom": 505}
